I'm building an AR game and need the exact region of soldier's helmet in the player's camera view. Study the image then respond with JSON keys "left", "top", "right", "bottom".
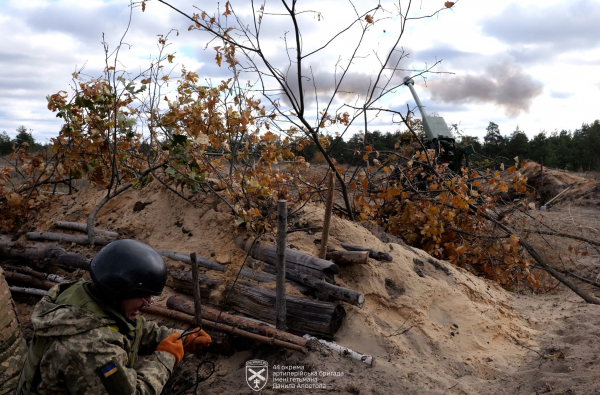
{"left": 90, "top": 239, "right": 167, "bottom": 300}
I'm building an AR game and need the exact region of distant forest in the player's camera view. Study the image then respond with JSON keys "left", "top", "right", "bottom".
{"left": 299, "top": 120, "right": 600, "bottom": 171}
{"left": 4, "top": 120, "right": 600, "bottom": 171}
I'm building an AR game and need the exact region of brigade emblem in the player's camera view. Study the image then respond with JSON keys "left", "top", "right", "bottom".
{"left": 245, "top": 359, "right": 268, "bottom": 391}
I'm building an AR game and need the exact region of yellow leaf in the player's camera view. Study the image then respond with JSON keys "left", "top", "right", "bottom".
{"left": 365, "top": 15, "right": 374, "bottom": 23}
{"left": 499, "top": 182, "right": 508, "bottom": 193}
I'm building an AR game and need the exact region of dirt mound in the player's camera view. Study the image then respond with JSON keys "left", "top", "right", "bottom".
{"left": 16, "top": 183, "right": 542, "bottom": 393}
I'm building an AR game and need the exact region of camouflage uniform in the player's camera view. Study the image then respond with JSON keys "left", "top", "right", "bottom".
{"left": 16, "top": 280, "right": 178, "bottom": 395}
{"left": 0, "top": 267, "right": 28, "bottom": 395}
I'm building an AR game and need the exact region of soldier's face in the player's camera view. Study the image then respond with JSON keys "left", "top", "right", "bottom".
{"left": 121, "top": 295, "right": 153, "bottom": 320}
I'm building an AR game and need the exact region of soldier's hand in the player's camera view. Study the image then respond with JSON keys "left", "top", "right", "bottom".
{"left": 156, "top": 333, "right": 184, "bottom": 364}
{"left": 183, "top": 328, "right": 212, "bottom": 352}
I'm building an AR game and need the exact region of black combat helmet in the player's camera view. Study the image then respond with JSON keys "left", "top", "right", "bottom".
{"left": 90, "top": 239, "right": 167, "bottom": 300}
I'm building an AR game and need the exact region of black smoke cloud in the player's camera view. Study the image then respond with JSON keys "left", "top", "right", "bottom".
{"left": 427, "top": 59, "right": 543, "bottom": 117}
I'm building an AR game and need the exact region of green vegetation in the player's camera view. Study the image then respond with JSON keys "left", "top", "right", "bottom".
{"left": 0, "top": 126, "right": 50, "bottom": 155}
{"left": 298, "top": 120, "right": 600, "bottom": 171}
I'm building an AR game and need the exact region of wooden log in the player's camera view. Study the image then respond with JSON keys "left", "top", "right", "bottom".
{"left": 276, "top": 200, "right": 288, "bottom": 331}
{"left": 141, "top": 305, "right": 306, "bottom": 353}
{"left": 158, "top": 248, "right": 276, "bottom": 283}
{"left": 168, "top": 269, "right": 345, "bottom": 338}
{"left": 166, "top": 296, "right": 307, "bottom": 347}
{"left": 0, "top": 236, "right": 90, "bottom": 269}
{"left": 9, "top": 286, "right": 47, "bottom": 296}
{"left": 325, "top": 250, "right": 369, "bottom": 266}
{"left": 54, "top": 221, "right": 119, "bottom": 238}
{"left": 2, "top": 264, "right": 67, "bottom": 283}
{"left": 26, "top": 232, "right": 110, "bottom": 246}
{"left": 234, "top": 237, "right": 340, "bottom": 277}
{"left": 341, "top": 242, "right": 393, "bottom": 262}
{"left": 3, "top": 271, "right": 57, "bottom": 290}
{"left": 262, "top": 264, "right": 364, "bottom": 306}
{"left": 319, "top": 172, "right": 335, "bottom": 259}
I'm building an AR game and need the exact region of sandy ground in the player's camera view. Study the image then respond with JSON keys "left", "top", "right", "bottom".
{"left": 8, "top": 173, "right": 600, "bottom": 395}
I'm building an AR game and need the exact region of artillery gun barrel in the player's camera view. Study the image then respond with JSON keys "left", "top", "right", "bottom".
{"left": 403, "top": 76, "right": 435, "bottom": 141}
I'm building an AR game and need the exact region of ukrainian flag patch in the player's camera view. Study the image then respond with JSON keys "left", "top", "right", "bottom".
{"left": 97, "top": 359, "right": 134, "bottom": 395}
{"left": 102, "top": 363, "right": 117, "bottom": 377}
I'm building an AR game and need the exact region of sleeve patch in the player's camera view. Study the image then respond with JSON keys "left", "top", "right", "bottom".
{"left": 102, "top": 363, "right": 118, "bottom": 377}
{"left": 96, "top": 358, "right": 134, "bottom": 395}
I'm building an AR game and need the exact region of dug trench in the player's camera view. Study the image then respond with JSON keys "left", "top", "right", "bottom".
{"left": 5, "top": 181, "right": 600, "bottom": 394}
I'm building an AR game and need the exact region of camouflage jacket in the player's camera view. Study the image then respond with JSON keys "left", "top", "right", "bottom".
{"left": 18, "top": 281, "right": 178, "bottom": 395}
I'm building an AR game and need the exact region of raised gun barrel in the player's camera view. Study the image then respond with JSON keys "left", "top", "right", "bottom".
{"left": 403, "top": 76, "right": 454, "bottom": 143}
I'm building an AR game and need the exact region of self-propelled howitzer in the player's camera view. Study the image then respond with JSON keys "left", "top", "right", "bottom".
{"left": 403, "top": 76, "right": 474, "bottom": 172}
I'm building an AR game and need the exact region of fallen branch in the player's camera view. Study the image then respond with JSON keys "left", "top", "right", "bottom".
{"left": 560, "top": 269, "right": 600, "bottom": 289}
{"left": 524, "top": 229, "right": 600, "bottom": 247}
{"left": 54, "top": 221, "right": 119, "bottom": 238}
{"left": 142, "top": 305, "right": 306, "bottom": 353}
{"left": 340, "top": 242, "right": 393, "bottom": 262}
{"left": 26, "top": 232, "right": 110, "bottom": 246}
{"left": 166, "top": 296, "right": 307, "bottom": 346}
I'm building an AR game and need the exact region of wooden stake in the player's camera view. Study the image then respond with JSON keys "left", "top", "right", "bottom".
{"left": 319, "top": 172, "right": 335, "bottom": 259}
{"left": 190, "top": 252, "right": 202, "bottom": 329}
{"left": 190, "top": 252, "right": 203, "bottom": 356}
{"left": 276, "top": 200, "right": 287, "bottom": 331}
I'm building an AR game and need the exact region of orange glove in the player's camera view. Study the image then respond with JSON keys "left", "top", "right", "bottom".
{"left": 183, "top": 328, "right": 212, "bottom": 353}
{"left": 156, "top": 333, "right": 184, "bottom": 364}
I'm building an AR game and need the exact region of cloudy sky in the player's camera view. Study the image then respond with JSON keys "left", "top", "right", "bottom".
{"left": 1, "top": 0, "right": 599, "bottom": 144}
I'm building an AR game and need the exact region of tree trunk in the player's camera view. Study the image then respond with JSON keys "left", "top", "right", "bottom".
{"left": 168, "top": 269, "right": 345, "bottom": 338}
{"left": 166, "top": 296, "right": 307, "bottom": 346}
{"left": 141, "top": 305, "right": 306, "bottom": 353}
{"left": 325, "top": 250, "right": 369, "bottom": 266}
{"left": 341, "top": 242, "right": 393, "bottom": 262}
{"left": 319, "top": 172, "right": 335, "bottom": 259}
{"left": 234, "top": 237, "right": 339, "bottom": 278}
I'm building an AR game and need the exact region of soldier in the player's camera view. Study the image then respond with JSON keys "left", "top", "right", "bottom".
{"left": 16, "top": 239, "right": 211, "bottom": 394}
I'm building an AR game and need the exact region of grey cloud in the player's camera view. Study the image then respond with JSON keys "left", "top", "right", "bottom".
{"left": 482, "top": 0, "right": 600, "bottom": 53}
{"left": 427, "top": 59, "right": 543, "bottom": 117}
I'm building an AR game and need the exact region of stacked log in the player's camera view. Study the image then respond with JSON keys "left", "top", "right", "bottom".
{"left": 168, "top": 269, "right": 345, "bottom": 338}
{"left": 234, "top": 237, "right": 339, "bottom": 280}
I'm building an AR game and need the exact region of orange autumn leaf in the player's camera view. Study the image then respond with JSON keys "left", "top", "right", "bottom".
{"left": 445, "top": 1, "right": 455, "bottom": 8}
{"left": 365, "top": 15, "right": 374, "bottom": 23}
